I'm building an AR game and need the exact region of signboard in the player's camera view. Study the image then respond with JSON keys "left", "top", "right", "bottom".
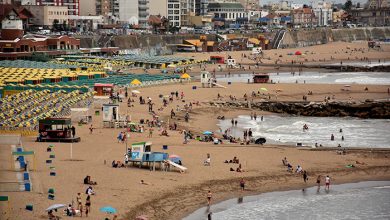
{"left": 131, "top": 142, "right": 145, "bottom": 160}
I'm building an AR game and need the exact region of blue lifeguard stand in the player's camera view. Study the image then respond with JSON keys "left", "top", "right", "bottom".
{"left": 130, "top": 142, "right": 168, "bottom": 171}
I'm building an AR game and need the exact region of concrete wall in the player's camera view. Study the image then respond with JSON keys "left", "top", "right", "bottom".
{"left": 281, "top": 27, "right": 390, "bottom": 48}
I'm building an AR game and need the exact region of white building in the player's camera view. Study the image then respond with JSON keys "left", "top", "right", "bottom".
{"left": 167, "top": 0, "right": 195, "bottom": 27}
{"left": 313, "top": 1, "right": 333, "bottom": 26}
{"left": 207, "top": 2, "right": 247, "bottom": 23}
{"left": 116, "top": 0, "right": 149, "bottom": 27}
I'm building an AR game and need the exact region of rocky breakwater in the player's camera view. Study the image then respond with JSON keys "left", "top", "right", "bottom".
{"left": 208, "top": 100, "right": 390, "bottom": 119}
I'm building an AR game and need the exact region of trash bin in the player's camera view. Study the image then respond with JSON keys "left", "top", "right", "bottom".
{"left": 23, "top": 172, "right": 29, "bottom": 181}
{"left": 24, "top": 183, "right": 31, "bottom": 191}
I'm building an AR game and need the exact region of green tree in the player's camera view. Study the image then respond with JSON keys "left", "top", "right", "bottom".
{"left": 62, "top": 20, "right": 68, "bottom": 31}
{"left": 52, "top": 19, "right": 59, "bottom": 31}
{"left": 343, "top": 0, "right": 352, "bottom": 10}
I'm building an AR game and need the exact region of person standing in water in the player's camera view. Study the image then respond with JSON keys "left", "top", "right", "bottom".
{"left": 325, "top": 175, "right": 331, "bottom": 191}
{"left": 316, "top": 175, "right": 321, "bottom": 192}
{"left": 207, "top": 190, "right": 212, "bottom": 206}
{"left": 240, "top": 178, "right": 245, "bottom": 191}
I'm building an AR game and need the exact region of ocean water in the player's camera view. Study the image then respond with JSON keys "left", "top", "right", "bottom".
{"left": 216, "top": 72, "right": 390, "bottom": 85}
{"left": 217, "top": 115, "right": 390, "bottom": 148}
{"left": 183, "top": 181, "right": 390, "bottom": 220}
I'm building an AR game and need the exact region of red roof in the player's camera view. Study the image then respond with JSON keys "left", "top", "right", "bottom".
{"left": 0, "top": 4, "right": 33, "bottom": 22}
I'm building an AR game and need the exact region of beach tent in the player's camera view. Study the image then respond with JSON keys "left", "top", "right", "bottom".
{"left": 130, "top": 79, "right": 142, "bottom": 85}
{"left": 260, "top": 87, "right": 268, "bottom": 92}
{"left": 180, "top": 73, "right": 191, "bottom": 79}
{"left": 295, "top": 51, "right": 302, "bottom": 55}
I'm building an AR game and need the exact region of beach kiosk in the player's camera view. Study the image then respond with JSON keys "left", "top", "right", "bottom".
{"left": 253, "top": 74, "right": 270, "bottom": 83}
{"left": 210, "top": 56, "right": 224, "bottom": 64}
{"left": 94, "top": 83, "right": 113, "bottom": 96}
{"left": 102, "top": 103, "right": 119, "bottom": 128}
{"left": 38, "top": 118, "right": 80, "bottom": 142}
{"left": 130, "top": 142, "right": 168, "bottom": 170}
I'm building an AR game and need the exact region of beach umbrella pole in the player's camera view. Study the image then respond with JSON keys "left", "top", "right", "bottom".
{"left": 70, "top": 143, "right": 73, "bottom": 160}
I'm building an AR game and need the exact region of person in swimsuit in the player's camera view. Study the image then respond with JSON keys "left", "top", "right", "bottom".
{"left": 325, "top": 175, "right": 331, "bottom": 191}
{"left": 207, "top": 190, "right": 212, "bottom": 206}
{"left": 316, "top": 175, "right": 321, "bottom": 192}
{"left": 85, "top": 195, "right": 91, "bottom": 217}
{"left": 240, "top": 178, "right": 245, "bottom": 191}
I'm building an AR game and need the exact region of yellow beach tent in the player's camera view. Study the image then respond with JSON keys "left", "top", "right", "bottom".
{"left": 180, "top": 73, "right": 191, "bottom": 79}
{"left": 130, "top": 79, "right": 142, "bottom": 85}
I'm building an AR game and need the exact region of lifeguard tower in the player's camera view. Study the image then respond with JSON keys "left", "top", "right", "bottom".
{"left": 200, "top": 71, "right": 226, "bottom": 88}
{"left": 130, "top": 142, "right": 168, "bottom": 171}
{"left": 102, "top": 103, "right": 119, "bottom": 128}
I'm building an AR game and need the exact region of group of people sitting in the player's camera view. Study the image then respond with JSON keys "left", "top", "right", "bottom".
{"left": 112, "top": 160, "right": 125, "bottom": 168}
{"left": 83, "top": 175, "right": 97, "bottom": 185}
{"left": 224, "top": 156, "right": 240, "bottom": 164}
{"left": 282, "top": 157, "right": 304, "bottom": 174}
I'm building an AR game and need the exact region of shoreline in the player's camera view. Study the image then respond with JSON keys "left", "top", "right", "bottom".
{"left": 124, "top": 165, "right": 390, "bottom": 220}
{"left": 184, "top": 179, "right": 390, "bottom": 220}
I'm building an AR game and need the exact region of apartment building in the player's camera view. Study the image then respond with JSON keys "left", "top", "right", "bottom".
{"left": 25, "top": 5, "right": 68, "bottom": 27}
{"left": 167, "top": 0, "right": 195, "bottom": 27}
{"left": 96, "top": 0, "right": 110, "bottom": 16}
{"left": 35, "top": 0, "right": 79, "bottom": 15}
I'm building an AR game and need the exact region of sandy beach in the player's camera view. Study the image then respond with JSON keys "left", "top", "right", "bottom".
{"left": 1, "top": 41, "right": 390, "bottom": 220}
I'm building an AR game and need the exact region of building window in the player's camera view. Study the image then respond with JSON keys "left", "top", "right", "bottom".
{"left": 175, "top": 16, "right": 179, "bottom": 20}
{"left": 175, "top": 22, "right": 179, "bottom": 26}
{"left": 168, "top": 4, "right": 173, "bottom": 8}
{"left": 168, "top": 10, "right": 173, "bottom": 14}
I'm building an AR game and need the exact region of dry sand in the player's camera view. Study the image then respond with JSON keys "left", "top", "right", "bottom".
{"left": 1, "top": 41, "right": 390, "bottom": 220}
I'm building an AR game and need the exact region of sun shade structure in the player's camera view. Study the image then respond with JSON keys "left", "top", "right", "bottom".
{"left": 130, "top": 79, "right": 142, "bottom": 85}
{"left": 180, "top": 73, "right": 191, "bottom": 79}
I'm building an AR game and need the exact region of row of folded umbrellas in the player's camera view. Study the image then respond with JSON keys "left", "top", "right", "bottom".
{"left": 1, "top": 90, "right": 69, "bottom": 126}
{"left": 0, "top": 91, "right": 95, "bottom": 128}
{"left": 0, "top": 60, "right": 77, "bottom": 69}
{"left": 1, "top": 90, "right": 51, "bottom": 113}
{"left": 0, "top": 67, "right": 106, "bottom": 85}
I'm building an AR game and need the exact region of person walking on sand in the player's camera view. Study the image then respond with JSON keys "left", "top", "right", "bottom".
{"left": 76, "top": 193, "right": 82, "bottom": 210}
{"left": 303, "top": 170, "right": 308, "bottom": 183}
{"left": 148, "top": 128, "right": 153, "bottom": 138}
{"left": 316, "top": 175, "right": 321, "bottom": 192}
{"left": 89, "top": 124, "right": 94, "bottom": 134}
{"left": 85, "top": 195, "right": 91, "bottom": 217}
{"left": 207, "top": 190, "right": 212, "bottom": 206}
{"left": 325, "top": 175, "right": 331, "bottom": 191}
{"left": 71, "top": 126, "right": 76, "bottom": 138}
{"left": 240, "top": 178, "right": 245, "bottom": 191}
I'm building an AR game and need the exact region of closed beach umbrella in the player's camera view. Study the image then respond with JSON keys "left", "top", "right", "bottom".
{"left": 46, "top": 204, "right": 66, "bottom": 211}
{"left": 131, "top": 90, "right": 141, "bottom": 94}
{"left": 99, "top": 206, "right": 117, "bottom": 214}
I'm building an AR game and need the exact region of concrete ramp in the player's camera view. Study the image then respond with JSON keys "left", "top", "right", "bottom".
{"left": 212, "top": 83, "right": 226, "bottom": 88}
{"left": 168, "top": 160, "right": 187, "bottom": 173}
